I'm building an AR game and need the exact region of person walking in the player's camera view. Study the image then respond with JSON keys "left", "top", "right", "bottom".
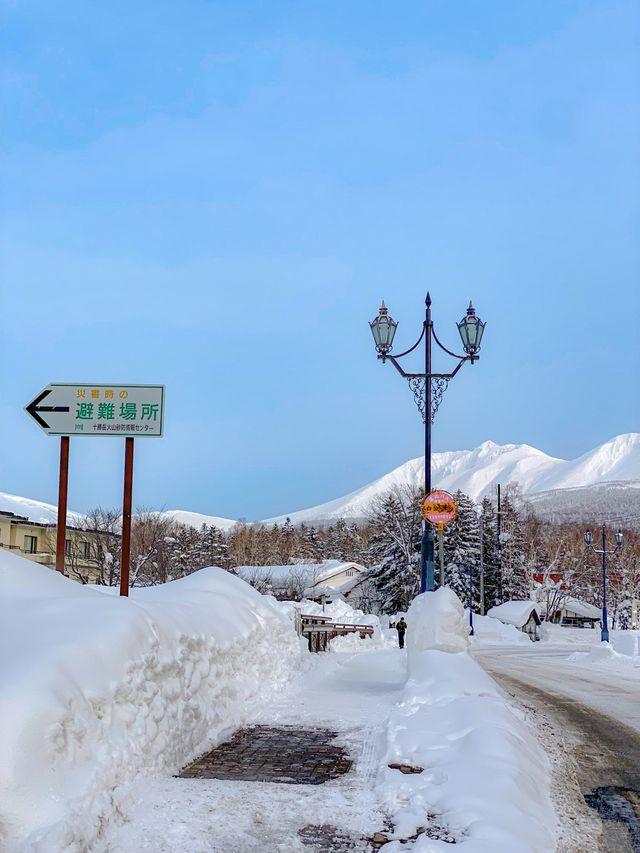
{"left": 396, "top": 617, "right": 407, "bottom": 650}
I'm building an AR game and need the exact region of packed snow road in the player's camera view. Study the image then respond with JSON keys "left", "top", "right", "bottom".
{"left": 106, "top": 649, "right": 407, "bottom": 853}
{"left": 474, "top": 641, "right": 640, "bottom": 853}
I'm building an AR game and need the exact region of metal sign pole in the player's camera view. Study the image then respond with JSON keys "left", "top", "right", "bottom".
{"left": 55, "top": 436, "right": 69, "bottom": 574}
{"left": 120, "top": 437, "right": 135, "bottom": 597}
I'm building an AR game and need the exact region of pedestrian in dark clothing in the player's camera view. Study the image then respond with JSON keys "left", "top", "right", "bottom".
{"left": 396, "top": 617, "right": 407, "bottom": 649}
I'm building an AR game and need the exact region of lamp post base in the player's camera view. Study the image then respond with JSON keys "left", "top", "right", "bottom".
{"left": 421, "top": 526, "right": 435, "bottom": 593}
{"left": 601, "top": 606, "right": 609, "bottom": 643}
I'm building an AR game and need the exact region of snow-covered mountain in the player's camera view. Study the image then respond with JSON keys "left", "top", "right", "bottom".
{"left": 3, "top": 434, "right": 639, "bottom": 529}
{"left": 161, "top": 509, "right": 238, "bottom": 533}
{"left": 263, "top": 433, "right": 640, "bottom": 525}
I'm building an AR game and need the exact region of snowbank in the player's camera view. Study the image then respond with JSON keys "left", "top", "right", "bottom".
{"left": 541, "top": 623, "right": 640, "bottom": 657}
{"left": 276, "top": 597, "right": 387, "bottom": 651}
{"left": 468, "top": 612, "right": 531, "bottom": 646}
{"left": 0, "top": 552, "right": 302, "bottom": 852}
{"left": 277, "top": 596, "right": 379, "bottom": 627}
{"left": 568, "top": 639, "right": 640, "bottom": 671}
{"left": 407, "top": 587, "right": 469, "bottom": 654}
{"left": 378, "top": 590, "right": 556, "bottom": 852}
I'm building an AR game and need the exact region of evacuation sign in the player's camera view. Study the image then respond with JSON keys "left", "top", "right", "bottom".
{"left": 25, "top": 384, "right": 165, "bottom": 437}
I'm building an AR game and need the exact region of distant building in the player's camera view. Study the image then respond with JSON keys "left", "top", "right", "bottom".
{"left": 487, "top": 601, "right": 542, "bottom": 641}
{"left": 0, "top": 510, "right": 110, "bottom": 579}
{"left": 235, "top": 560, "right": 365, "bottom": 602}
{"left": 544, "top": 597, "right": 601, "bottom": 629}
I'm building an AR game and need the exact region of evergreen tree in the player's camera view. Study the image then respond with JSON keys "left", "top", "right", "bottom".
{"left": 300, "top": 524, "right": 322, "bottom": 561}
{"left": 280, "top": 518, "right": 296, "bottom": 563}
{"left": 480, "top": 496, "right": 501, "bottom": 608}
{"left": 366, "top": 487, "right": 422, "bottom": 613}
{"left": 199, "top": 524, "right": 229, "bottom": 569}
{"left": 499, "top": 487, "right": 529, "bottom": 600}
{"left": 442, "top": 491, "right": 481, "bottom": 607}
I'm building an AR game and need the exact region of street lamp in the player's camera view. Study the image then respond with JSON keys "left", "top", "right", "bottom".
{"left": 583, "top": 525, "right": 624, "bottom": 643}
{"left": 370, "top": 293, "right": 486, "bottom": 594}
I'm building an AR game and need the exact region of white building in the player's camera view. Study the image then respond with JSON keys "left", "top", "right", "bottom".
{"left": 235, "top": 560, "right": 365, "bottom": 601}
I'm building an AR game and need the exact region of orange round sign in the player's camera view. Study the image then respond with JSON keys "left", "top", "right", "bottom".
{"left": 422, "top": 490, "right": 457, "bottom": 526}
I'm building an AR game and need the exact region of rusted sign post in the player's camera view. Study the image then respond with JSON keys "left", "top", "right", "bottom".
{"left": 120, "top": 437, "right": 135, "bottom": 596}
{"left": 55, "top": 437, "right": 70, "bottom": 574}
{"left": 421, "top": 489, "right": 457, "bottom": 589}
{"left": 25, "top": 383, "right": 164, "bottom": 593}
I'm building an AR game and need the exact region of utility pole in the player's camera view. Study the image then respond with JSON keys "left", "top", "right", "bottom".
{"left": 479, "top": 516, "right": 485, "bottom": 615}
{"left": 497, "top": 483, "right": 503, "bottom": 602}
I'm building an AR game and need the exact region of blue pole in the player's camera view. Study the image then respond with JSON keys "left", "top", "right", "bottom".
{"left": 601, "top": 525, "right": 609, "bottom": 643}
{"left": 421, "top": 526, "right": 435, "bottom": 592}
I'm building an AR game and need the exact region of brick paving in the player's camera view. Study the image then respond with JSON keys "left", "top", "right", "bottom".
{"left": 178, "top": 725, "right": 353, "bottom": 785}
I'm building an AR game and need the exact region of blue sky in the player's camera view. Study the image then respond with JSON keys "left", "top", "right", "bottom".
{"left": 1, "top": 0, "right": 639, "bottom": 520}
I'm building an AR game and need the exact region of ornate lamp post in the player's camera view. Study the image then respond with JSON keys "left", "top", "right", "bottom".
{"left": 584, "top": 526, "right": 623, "bottom": 643}
{"left": 370, "top": 294, "right": 486, "bottom": 594}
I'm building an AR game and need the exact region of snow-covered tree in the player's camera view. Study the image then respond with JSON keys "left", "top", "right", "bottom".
{"left": 366, "top": 486, "right": 422, "bottom": 613}
{"left": 498, "top": 486, "right": 529, "bottom": 601}
{"left": 442, "top": 491, "right": 481, "bottom": 607}
{"left": 479, "top": 496, "right": 501, "bottom": 608}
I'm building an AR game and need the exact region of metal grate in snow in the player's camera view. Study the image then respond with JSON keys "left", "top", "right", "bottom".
{"left": 178, "top": 725, "right": 353, "bottom": 785}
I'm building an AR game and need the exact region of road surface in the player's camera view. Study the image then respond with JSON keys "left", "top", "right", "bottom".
{"left": 475, "top": 641, "right": 640, "bottom": 853}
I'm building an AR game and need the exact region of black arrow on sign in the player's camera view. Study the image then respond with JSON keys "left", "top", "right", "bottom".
{"left": 26, "top": 389, "right": 70, "bottom": 429}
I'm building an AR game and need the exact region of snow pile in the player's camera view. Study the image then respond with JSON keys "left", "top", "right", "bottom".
{"left": 407, "top": 587, "right": 469, "bottom": 654}
{"left": 276, "top": 597, "right": 387, "bottom": 650}
{"left": 487, "top": 600, "right": 540, "bottom": 628}
{"left": 279, "top": 596, "right": 379, "bottom": 627}
{"left": 0, "top": 551, "right": 302, "bottom": 853}
{"left": 330, "top": 631, "right": 386, "bottom": 652}
{"left": 468, "top": 612, "right": 531, "bottom": 646}
{"left": 568, "top": 638, "right": 640, "bottom": 669}
{"left": 378, "top": 590, "right": 556, "bottom": 852}
{"left": 541, "top": 623, "right": 640, "bottom": 657}
{"left": 611, "top": 630, "right": 640, "bottom": 657}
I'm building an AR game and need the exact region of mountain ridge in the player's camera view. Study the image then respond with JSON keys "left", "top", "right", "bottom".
{"left": 2, "top": 434, "right": 639, "bottom": 531}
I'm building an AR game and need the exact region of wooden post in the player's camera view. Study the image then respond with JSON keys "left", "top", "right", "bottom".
{"left": 120, "top": 437, "right": 135, "bottom": 597}
{"left": 55, "top": 436, "right": 70, "bottom": 574}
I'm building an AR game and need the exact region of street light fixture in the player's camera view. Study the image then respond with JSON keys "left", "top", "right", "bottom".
{"left": 370, "top": 293, "right": 486, "bottom": 594}
{"left": 369, "top": 301, "right": 398, "bottom": 357}
{"left": 457, "top": 301, "right": 486, "bottom": 357}
{"left": 583, "top": 525, "right": 623, "bottom": 643}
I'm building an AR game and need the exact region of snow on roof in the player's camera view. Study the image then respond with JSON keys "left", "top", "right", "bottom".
{"left": 487, "top": 601, "right": 541, "bottom": 628}
{"left": 234, "top": 561, "right": 364, "bottom": 590}
{"left": 314, "top": 561, "right": 364, "bottom": 585}
{"left": 0, "top": 491, "right": 83, "bottom": 526}
{"left": 537, "top": 597, "right": 602, "bottom": 619}
{"left": 561, "top": 598, "right": 602, "bottom": 619}
{"left": 235, "top": 563, "right": 318, "bottom": 588}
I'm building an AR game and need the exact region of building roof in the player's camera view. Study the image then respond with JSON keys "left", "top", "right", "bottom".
{"left": 487, "top": 601, "right": 541, "bottom": 628}
{"left": 313, "top": 560, "right": 364, "bottom": 586}
{"left": 234, "top": 560, "right": 365, "bottom": 590}
{"left": 537, "top": 597, "right": 602, "bottom": 620}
